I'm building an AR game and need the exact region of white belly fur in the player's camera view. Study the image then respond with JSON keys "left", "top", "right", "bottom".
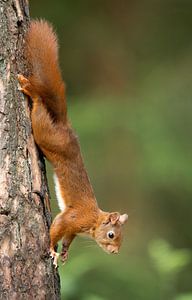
{"left": 53, "top": 173, "right": 66, "bottom": 211}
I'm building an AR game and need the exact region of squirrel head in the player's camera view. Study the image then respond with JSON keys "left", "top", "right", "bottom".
{"left": 92, "top": 211, "right": 128, "bottom": 254}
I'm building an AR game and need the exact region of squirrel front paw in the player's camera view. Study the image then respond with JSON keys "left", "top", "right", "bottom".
{"left": 50, "top": 249, "right": 60, "bottom": 268}
{"left": 60, "top": 249, "right": 68, "bottom": 264}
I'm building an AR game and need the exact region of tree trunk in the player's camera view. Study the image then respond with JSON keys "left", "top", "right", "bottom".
{"left": 0, "top": 1, "right": 60, "bottom": 299}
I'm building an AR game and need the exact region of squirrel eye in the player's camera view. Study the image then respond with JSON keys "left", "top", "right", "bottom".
{"left": 107, "top": 231, "right": 115, "bottom": 239}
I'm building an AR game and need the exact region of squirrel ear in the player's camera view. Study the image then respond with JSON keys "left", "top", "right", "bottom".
{"left": 119, "top": 214, "right": 128, "bottom": 225}
{"left": 109, "top": 212, "right": 120, "bottom": 225}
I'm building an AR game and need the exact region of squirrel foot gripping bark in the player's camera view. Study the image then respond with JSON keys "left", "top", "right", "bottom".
{"left": 18, "top": 74, "right": 38, "bottom": 100}
{"left": 19, "top": 20, "right": 128, "bottom": 268}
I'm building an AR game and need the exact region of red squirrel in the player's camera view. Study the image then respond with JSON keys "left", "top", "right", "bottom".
{"left": 18, "top": 20, "right": 128, "bottom": 267}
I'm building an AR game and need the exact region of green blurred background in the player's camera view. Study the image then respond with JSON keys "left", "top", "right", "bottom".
{"left": 31, "top": 1, "right": 192, "bottom": 299}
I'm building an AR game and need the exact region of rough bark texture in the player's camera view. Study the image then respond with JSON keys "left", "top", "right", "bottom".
{"left": 0, "top": 0, "right": 60, "bottom": 299}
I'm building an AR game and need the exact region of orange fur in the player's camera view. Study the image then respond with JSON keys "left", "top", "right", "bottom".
{"left": 26, "top": 20, "right": 66, "bottom": 122}
{"left": 18, "top": 20, "right": 128, "bottom": 267}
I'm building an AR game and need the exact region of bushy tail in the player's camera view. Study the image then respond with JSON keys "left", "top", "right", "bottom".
{"left": 26, "top": 20, "right": 67, "bottom": 122}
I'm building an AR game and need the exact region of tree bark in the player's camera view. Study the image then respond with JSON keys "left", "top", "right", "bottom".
{"left": 0, "top": 1, "right": 60, "bottom": 299}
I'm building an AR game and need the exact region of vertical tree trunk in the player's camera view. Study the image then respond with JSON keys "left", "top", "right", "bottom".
{"left": 0, "top": 0, "right": 60, "bottom": 298}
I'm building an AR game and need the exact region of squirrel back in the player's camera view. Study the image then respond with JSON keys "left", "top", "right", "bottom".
{"left": 26, "top": 20, "right": 66, "bottom": 122}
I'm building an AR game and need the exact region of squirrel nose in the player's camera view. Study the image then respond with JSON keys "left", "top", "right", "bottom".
{"left": 107, "top": 245, "right": 119, "bottom": 254}
{"left": 111, "top": 249, "right": 118, "bottom": 254}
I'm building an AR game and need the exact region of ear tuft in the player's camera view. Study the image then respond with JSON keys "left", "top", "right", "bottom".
{"left": 119, "top": 214, "right": 128, "bottom": 225}
{"left": 109, "top": 212, "right": 120, "bottom": 225}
